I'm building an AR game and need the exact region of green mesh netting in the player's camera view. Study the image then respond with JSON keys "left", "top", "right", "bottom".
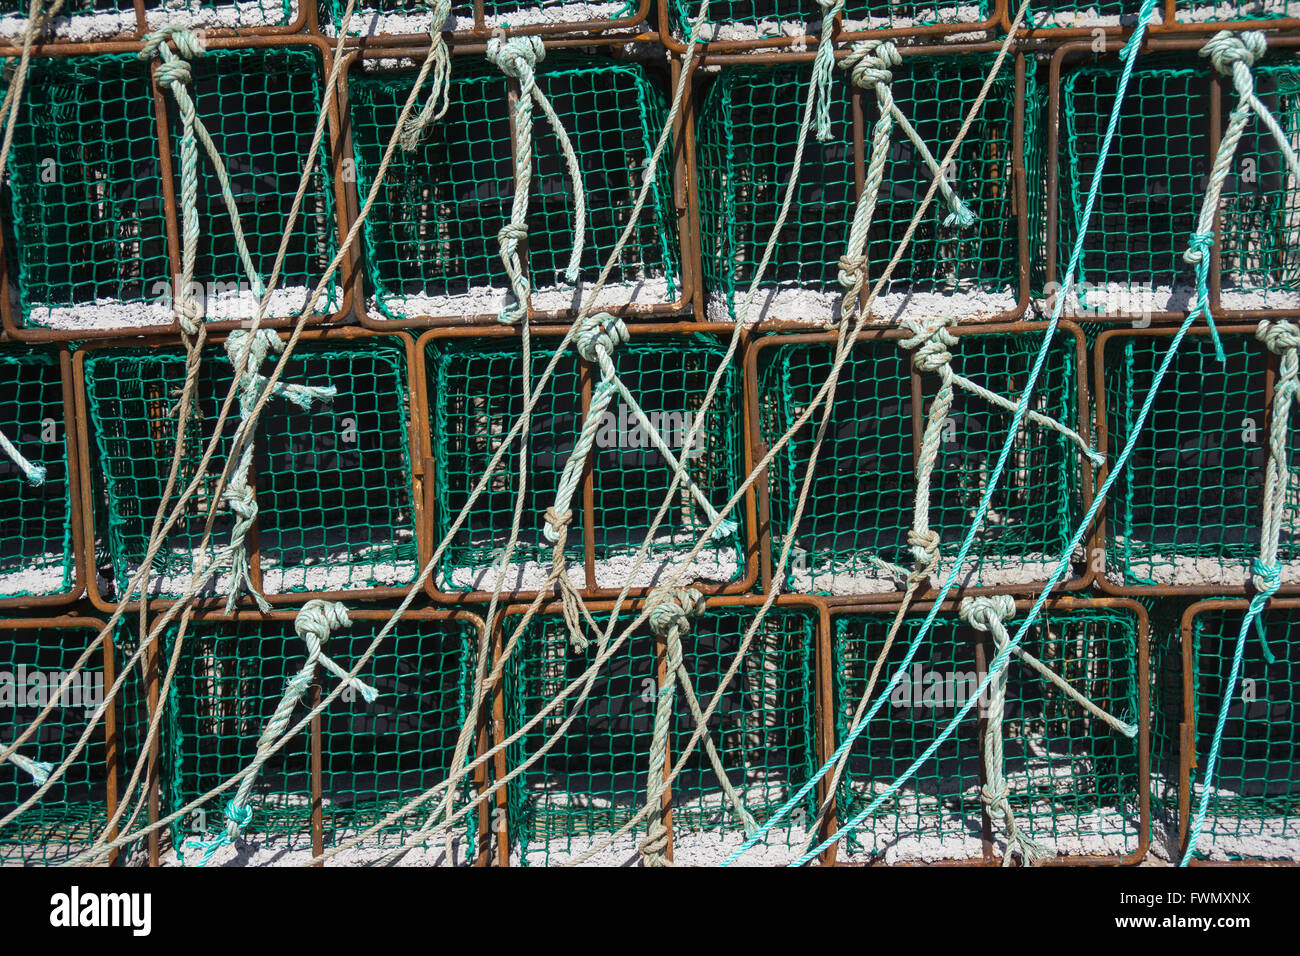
{"left": 1098, "top": 330, "right": 1288, "bottom": 590}
{"left": 0, "top": 625, "right": 109, "bottom": 865}
{"left": 1186, "top": 602, "right": 1299, "bottom": 861}
{"left": 348, "top": 58, "right": 677, "bottom": 322}
{"left": 162, "top": 47, "right": 339, "bottom": 321}
{"left": 425, "top": 335, "right": 745, "bottom": 593}
{"left": 697, "top": 56, "right": 1029, "bottom": 322}
{"left": 0, "top": 350, "right": 74, "bottom": 601}
{"left": 164, "top": 615, "right": 478, "bottom": 855}
{"left": 0, "top": 0, "right": 131, "bottom": 17}
{"left": 504, "top": 605, "right": 815, "bottom": 865}
{"left": 1144, "top": 598, "right": 1186, "bottom": 843}
{"left": 1061, "top": 59, "right": 1209, "bottom": 310}
{"left": 4, "top": 54, "right": 167, "bottom": 331}
{"left": 83, "top": 340, "right": 417, "bottom": 601}
{"left": 757, "top": 330, "right": 1084, "bottom": 595}
{"left": 833, "top": 606, "right": 1143, "bottom": 861}
{"left": 328, "top": 0, "right": 638, "bottom": 32}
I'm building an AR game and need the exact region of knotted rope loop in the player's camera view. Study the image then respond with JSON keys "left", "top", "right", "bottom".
{"left": 296, "top": 599, "right": 378, "bottom": 703}
{"left": 957, "top": 595, "right": 1049, "bottom": 866}
{"left": 487, "top": 34, "right": 587, "bottom": 320}
{"left": 575, "top": 312, "right": 629, "bottom": 364}
{"left": 1202, "top": 29, "right": 1266, "bottom": 79}
{"left": 139, "top": 24, "right": 206, "bottom": 68}
{"left": 906, "top": 528, "right": 940, "bottom": 576}
{"left": 220, "top": 330, "right": 336, "bottom": 612}
{"left": 1182, "top": 230, "right": 1214, "bottom": 266}
{"left": 646, "top": 586, "right": 706, "bottom": 640}
{"left": 900, "top": 315, "right": 957, "bottom": 376}
{"left": 1257, "top": 317, "right": 1300, "bottom": 356}
{"left": 841, "top": 38, "right": 901, "bottom": 93}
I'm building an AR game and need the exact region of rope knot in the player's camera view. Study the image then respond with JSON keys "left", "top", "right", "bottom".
{"left": 899, "top": 315, "right": 957, "bottom": 374}
{"left": 1202, "top": 30, "right": 1266, "bottom": 77}
{"left": 139, "top": 25, "right": 206, "bottom": 65}
{"left": 841, "top": 40, "right": 902, "bottom": 92}
{"left": 645, "top": 587, "right": 705, "bottom": 640}
{"left": 1252, "top": 558, "right": 1282, "bottom": 596}
{"left": 907, "top": 528, "right": 941, "bottom": 572}
{"left": 486, "top": 34, "right": 544, "bottom": 81}
{"left": 1183, "top": 229, "right": 1214, "bottom": 265}
{"left": 1256, "top": 318, "right": 1300, "bottom": 356}
{"left": 222, "top": 801, "right": 253, "bottom": 831}
{"left": 543, "top": 506, "right": 572, "bottom": 542}
{"left": 575, "top": 312, "right": 629, "bottom": 363}
{"left": 958, "top": 594, "right": 1016, "bottom": 632}
{"left": 295, "top": 598, "right": 351, "bottom": 652}
{"left": 980, "top": 780, "right": 1009, "bottom": 807}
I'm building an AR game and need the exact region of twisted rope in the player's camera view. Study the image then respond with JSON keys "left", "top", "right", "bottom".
{"left": 9, "top": 750, "right": 53, "bottom": 786}
{"left": 183, "top": 601, "right": 372, "bottom": 866}
{"left": 545, "top": 313, "right": 737, "bottom": 545}
{"left": 0, "top": 429, "right": 45, "bottom": 486}
{"left": 958, "top": 596, "right": 1049, "bottom": 866}
{"left": 221, "top": 330, "right": 337, "bottom": 613}
{"left": 811, "top": 0, "right": 846, "bottom": 143}
{"left": 397, "top": 0, "right": 453, "bottom": 152}
{"left": 487, "top": 35, "right": 587, "bottom": 323}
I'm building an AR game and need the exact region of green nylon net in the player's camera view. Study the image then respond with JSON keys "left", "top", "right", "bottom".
{"left": 425, "top": 334, "right": 745, "bottom": 593}
{"left": 504, "top": 604, "right": 816, "bottom": 865}
{"left": 1185, "top": 602, "right": 1299, "bottom": 861}
{"left": 83, "top": 339, "right": 417, "bottom": 602}
{"left": 348, "top": 58, "right": 678, "bottom": 322}
{"left": 697, "top": 55, "right": 1029, "bottom": 323}
{"left": 0, "top": 350, "right": 74, "bottom": 601}
{"left": 757, "top": 329, "right": 1084, "bottom": 595}
{"left": 833, "top": 606, "right": 1143, "bottom": 861}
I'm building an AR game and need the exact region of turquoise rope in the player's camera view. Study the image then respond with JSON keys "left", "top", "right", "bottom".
{"left": 724, "top": 0, "right": 1170, "bottom": 865}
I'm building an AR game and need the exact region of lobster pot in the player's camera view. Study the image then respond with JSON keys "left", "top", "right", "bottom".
{"left": 756, "top": 329, "right": 1085, "bottom": 596}
{"left": 1095, "top": 328, "right": 1297, "bottom": 592}
{"left": 0, "top": 351, "right": 75, "bottom": 602}
{"left": 349, "top": 59, "right": 679, "bottom": 323}
{"left": 82, "top": 337, "right": 418, "bottom": 602}
{"left": 696, "top": 57, "right": 1027, "bottom": 324}
{"left": 0, "top": 621, "right": 110, "bottom": 865}
{"left": 831, "top": 605, "right": 1144, "bottom": 864}
{"left": 424, "top": 335, "right": 745, "bottom": 594}
{"left": 1056, "top": 56, "right": 1300, "bottom": 316}
{"left": 3, "top": 54, "right": 168, "bottom": 333}
{"left": 163, "top": 614, "right": 479, "bottom": 860}
{"left": 1025, "top": 0, "right": 1300, "bottom": 30}
{"left": 161, "top": 47, "right": 340, "bottom": 323}
{"left": 666, "top": 0, "right": 990, "bottom": 46}
{"left": 503, "top": 604, "right": 815, "bottom": 866}
{"left": 0, "top": 0, "right": 298, "bottom": 39}
{"left": 141, "top": 0, "right": 299, "bottom": 31}
{"left": 326, "top": 0, "right": 642, "bottom": 36}
{"left": 1184, "top": 603, "right": 1300, "bottom": 862}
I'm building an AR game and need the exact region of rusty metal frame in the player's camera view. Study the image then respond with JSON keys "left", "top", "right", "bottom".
{"left": 1091, "top": 323, "right": 1300, "bottom": 597}
{"left": 338, "top": 45, "right": 694, "bottom": 330}
{"left": 127, "top": 606, "right": 491, "bottom": 866}
{"left": 0, "top": 615, "right": 116, "bottom": 864}
{"left": 71, "top": 325, "right": 428, "bottom": 615}
{"left": 483, "top": 592, "right": 830, "bottom": 866}
{"left": 0, "top": 31, "right": 357, "bottom": 343}
{"left": 1006, "top": 0, "right": 1300, "bottom": 40}
{"left": 656, "top": 0, "right": 1004, "bottom": 56}
{"left": 1178, "top": 597, "right": 1300, "bottom": 866}
{"left": 688, "top": 45, "right": 1031, "bottom": 327}
{"left": 413, "top": 321, "right": 762, "bottom": 603}
{"left": 1045, "top": 34, "right": 1300, "bottom": 329}
{"left": 744, "top": 319, "right": 1098, "bottom": 606}
{"left": 313, "top": 0, "right": 655, "bottom": 49}
{"left": 0, "top": 347, "right": 86, "bottom": 609}
{"left": 821, "top": 595, "right": 1151, "bottom": 866}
